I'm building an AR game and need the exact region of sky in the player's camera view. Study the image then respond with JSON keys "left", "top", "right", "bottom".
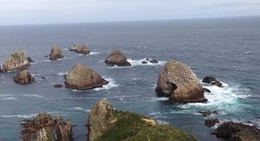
{"left": 0, "top": 0, "right": 260, "bottom": 25}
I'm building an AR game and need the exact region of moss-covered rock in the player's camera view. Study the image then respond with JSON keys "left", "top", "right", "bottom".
{"left": 13, "top": 70, "right": 35, "bottom": 85}
{"left": 49, "top": 45, "right": 64, "bottom": 60}
{"left": 105, "top": 50, "right": 131, "bottom": 66}
{"left": 69, "top": 44, "right": 90, "bottom": 55}
{"left": 87, "top": 99, "right": 198, "bottom": 141}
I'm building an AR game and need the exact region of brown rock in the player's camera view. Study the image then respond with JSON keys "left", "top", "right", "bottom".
{"left": 49, "top": 45, "right": 64, "bottom": 60}
{"left": 69, "top": 44, "right": 90, "bottom": 55}
{"left": 13, "top": 70, "right": 35, "bottom": 85}
{"left": 105, "top": 49, "right": 131, "bottom": 66}
{"left": 212, "top": 121, "right": 260, "bottom": 141}
{"left": 199, "top": 110, "right": 219, "bottom": 117}
{"left": 155, "top": 60, "right": 207, "bottom": 103}
{"left": 64, "top": 63, "right": 108, "bottom": 90}
{"left": 20, "top": 113, "right": 73, "bottom": 141}
{"left": 1, "top": 51, "right": 30, "bottom": 73}
{"left": 204, "top": 118, "right": 219, "bottom": 127}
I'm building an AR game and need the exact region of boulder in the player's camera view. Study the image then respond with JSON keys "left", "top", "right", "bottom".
{"left": 20, "top": 113, "right": 73, "bottom": 141}
{"left": 202, "top": 76, "right": 223, "bottom": 87}
{"left": 1, "top": 51, "right": 31, "bottom": 73}
{"left": 146, "top": 58, "right": 159, "bottom": 63}
{"left": 105, "top": 50, "right": 131, "bottom": 66}
{"left": 212, "top": 121, "right": 260, "bottom": 141}
{"left": 64, "top": 63, "right": 108, "bottom": 90}
{"left": 155, "top": 60, "right": 207, "bottom": 103}
{"left": 204, "top": 118, "right": 219, "bottom": 127}
{"left": 49, "top": 45, "right": 64, "bottom": 60}
{"left": 69, "top": 44, "right": 90, "bottom": 55}
{"left": 13, "top": 70, "right": 35, "bottom": 85}
{"left": 87, "top": 99, "right": 198, "bottom": 141}
{"left": 53, "top": 84, "right": 63, "bottom": 88}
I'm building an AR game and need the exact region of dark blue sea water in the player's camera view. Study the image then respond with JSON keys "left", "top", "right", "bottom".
{"left": 0, "top": 16, "right": 259, "bottom": 141}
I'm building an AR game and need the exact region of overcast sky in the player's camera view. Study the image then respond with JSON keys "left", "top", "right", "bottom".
{"left": 0, "top": 0, "right": 260, "bottom": 25}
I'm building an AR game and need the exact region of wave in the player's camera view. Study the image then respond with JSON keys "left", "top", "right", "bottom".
{"left": 90, "top": 52, "right": 100, "bottom": 55}
{"left": 127, "top": 58, "right": 166, "bottom": 67}
{"left": 57, "top": 72, "right": 68, "bottom": 76}
{"left": 93, "top": 77, "right": 119, "bottom": 91}
{"left": 67, "top": 107, "right": 90, "bottom": 112}
{"left": 0, "top": 97, "right": 18, "bottom": 101}
{"left": 1, "top": 113, "right": 36, "bottom": 119}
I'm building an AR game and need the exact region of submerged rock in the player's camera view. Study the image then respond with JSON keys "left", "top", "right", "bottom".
{"left": 202, "top": 76, "right": 223, "bottom": 87}
{"left": 53, "top": 84, "right": 63, "bottom": 88}
{"left": 155, "top": 60, "right": 207, "bottom": 103}
{"left": 105, "top": 49, "right": 131, "bottom": 66}
{"left": 87, "top": 99, "right": 198, "bottom": 141}
{"left": 20, "top": 113, "right": 73, "bottom": 141}
{"left": 64, "top": 63, "right": 108, "bottom": 90}
{"left": 49, "top": 45, "right": 64, "bottom": 60}
{"left": 204, "top": 119, "right": 219, "bottom": 127}
{"left": 13, "top": 70, "right": 35, "bottom": 85}
{"left": 69, "top": 44, "right": 90, "bottom": 55}
{"left": 212, "top": 121, "right": 260, "bottom": 141}
{"left": 198, "top": 110, "right": 219, "bottom": 117}
{"left": 1, "top": 51, "right": 31, "bottom": 73}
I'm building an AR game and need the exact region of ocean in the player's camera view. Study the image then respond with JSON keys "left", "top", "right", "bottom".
{"left": 0, "top": 16, "right": 259, "bottom": 141}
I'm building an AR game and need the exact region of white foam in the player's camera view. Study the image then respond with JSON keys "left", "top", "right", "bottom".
{"left": 58, "top": 72, "right": 68, "bottom": 76}
{"left": 1, "top": 113, "right": 36, "bottom": 119}
{"left": 21, "top": 94, "right": 45, "bottom": 99}
{"left": 90, "top": 52, "right": 100, "bottom": 55}
{"left": 127, "top": 58, "right": 166, "bottom": 67}
{"left": 0, "top": 97, "right": 18, "bottom": 101}
{"left": 94, "top": 77, "right": 119, "bottom": 91}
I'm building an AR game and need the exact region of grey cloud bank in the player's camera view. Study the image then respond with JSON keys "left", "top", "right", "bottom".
{"left": 0, "top": 0, "right": 260, "bottom": 25}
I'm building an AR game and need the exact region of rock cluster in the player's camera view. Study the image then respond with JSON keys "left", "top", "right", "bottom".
{"left": 105, "top": 49, "right": 131, "bottom": 66}
{"left": 1, "top": 51, "right": 31, "bottom": 73}
{"left": 20, "top": 113, "right": 73, "bottom": 141}
{"left": 69, "top": 44, "right": 90, "bottom": 55}
{"left": 49, "top": 45, "right": 64, "bottom": 60}
{"left": 155, "top": 60, "right": 207, "bottom": 103}
{"left": 212, "top": 121, "right": 260, "bottom": 141}
{"left": 202, "top": 76, "right": 223, "bottom": 87}
{"left": 13, "top": 70, "right": 35, "bottom": 85}
{"left": 64, "top": 63, "right": 108, "bottom": 90}
{"left": 141, "top": 58, "right": 159, "bottom": 64}
{"left": 87, "top": 99, "right": 198, "bottom": 141}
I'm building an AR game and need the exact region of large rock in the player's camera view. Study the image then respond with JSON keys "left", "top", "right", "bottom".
{"left": 212, "top": 121, "right": 260, "bottom": 141}
{"left": 155, "top": 60, "right": 207, "bottom": 103}
{"left": 1, "top": 51, "right": 31, "bottom": 73}
{"left": 202, "top": 76, "right": 223, "bottom": 87}
{"left": 13, "top": 70, "right": 35, "bottom": 85}
{"left": 69, "top": 44, "right": 90, "bottom": 55}
{"left": 87, "top": 99, "right": 198, "bottom": 141}
{"left": 64, "top": 63, "right": 108, "bottom": 90}
{"left": 20, "top": 113, "right": 73, "bottom": 141}
{"left": 105, "top": 50, "right": 131, "bottom": 66}
{"left": 49, "top": 45, "right": 64, "bottom": 60}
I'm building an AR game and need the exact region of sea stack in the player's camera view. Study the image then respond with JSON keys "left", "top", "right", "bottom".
{"left": 69, "top": 44, "right": 90, "bottom": 55}
{"left": 64, "top": 63, "right": 108, "bottom": 90}
{"left": 87, "top": 99, "right": 198, "bottom": 141}
{"left": 155, "top": 60, "right": 207, "bottom": 103}
{"left": 105, "top": 49, "right": 131, "bottom": 66}
{"left": 13, "top": 70, "right": 35, "bottom": 85}
{"left": 1, "top": 51, "right": 31, "bottom": 73}
{"left": 49, "top": 45, "right": 64, "bottom": 60}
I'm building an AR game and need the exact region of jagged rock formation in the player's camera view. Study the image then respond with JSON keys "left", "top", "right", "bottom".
{"left": 20, "top": 113, "right": 73, "bottom": 141}
{"left": 1, "top": 51, "right": 31, "bottom": 73}
{"left": 105, "top": 49, "right": 131, "bottom": 66}
{"left": 142, "top": 58, "right": 159, "bottom": 64}
{"left": 204, "top": 119, "right": 219, "bottom": 127}
{"left": 13, "top": 70, "right": 35, "bottom": 85}
{"left": 69, "top": 44, "right": 90, "bottom": 55}
{"left": 212, "top": 121, "right": 260, "bottom": 141}
{"left": 202, "top": 76, "right": 223, "bottom": 87}
{"left": 87, "top": 99, "right": 198, "bottom": 141}
{"left": 64, "top": 63, "right": 108, "bottom": 90}
{"left": 155, "top": 60, "right": 207, "bottom": 103}
{"left": 49, "top": 45, "right": 64, "bottom": 60}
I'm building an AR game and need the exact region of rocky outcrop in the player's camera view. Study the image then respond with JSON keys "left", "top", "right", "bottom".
{"left": 204, "top": 119, "right": 219, "bottom": 127}
{"left": 49, "top": 45, "right": 64, "bottom": 60}
{"left": 64, "top": 63, "right": 108, "bottom": 90}
{"left": 13, "top": 70, "right": 35, "bottom": 85}
{"left": 212, "top": 121, "right": 260, "bottom": 141}
{"left": 87, "top": 99, "right": 198, "bottom": 141}
{"left": 155, "top": 60, "right": 207, "bottom": 103}
{"left": 142, "top": 58, "right": 159, "bottom": 64}
{"left": 105, "top": 50, "right": 131, "bottom": 66}
{"left": 20, "top": 113, "right": 73, "bottom": 141}
{"left": 202, "top": 76, "right": 223, "bottom": 87}
{"left": 69, "top": 44, "right": 90, "bottom": 55}
{"left": 198, "top": 110, "right": 219, "bottom": 117}
{"left": 1, "top": 51, "right": 31, "bottom": 73}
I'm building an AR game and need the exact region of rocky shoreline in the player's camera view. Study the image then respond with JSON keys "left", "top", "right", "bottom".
{"left": 0, "top": 46, "right": 259, "bottom": 141}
